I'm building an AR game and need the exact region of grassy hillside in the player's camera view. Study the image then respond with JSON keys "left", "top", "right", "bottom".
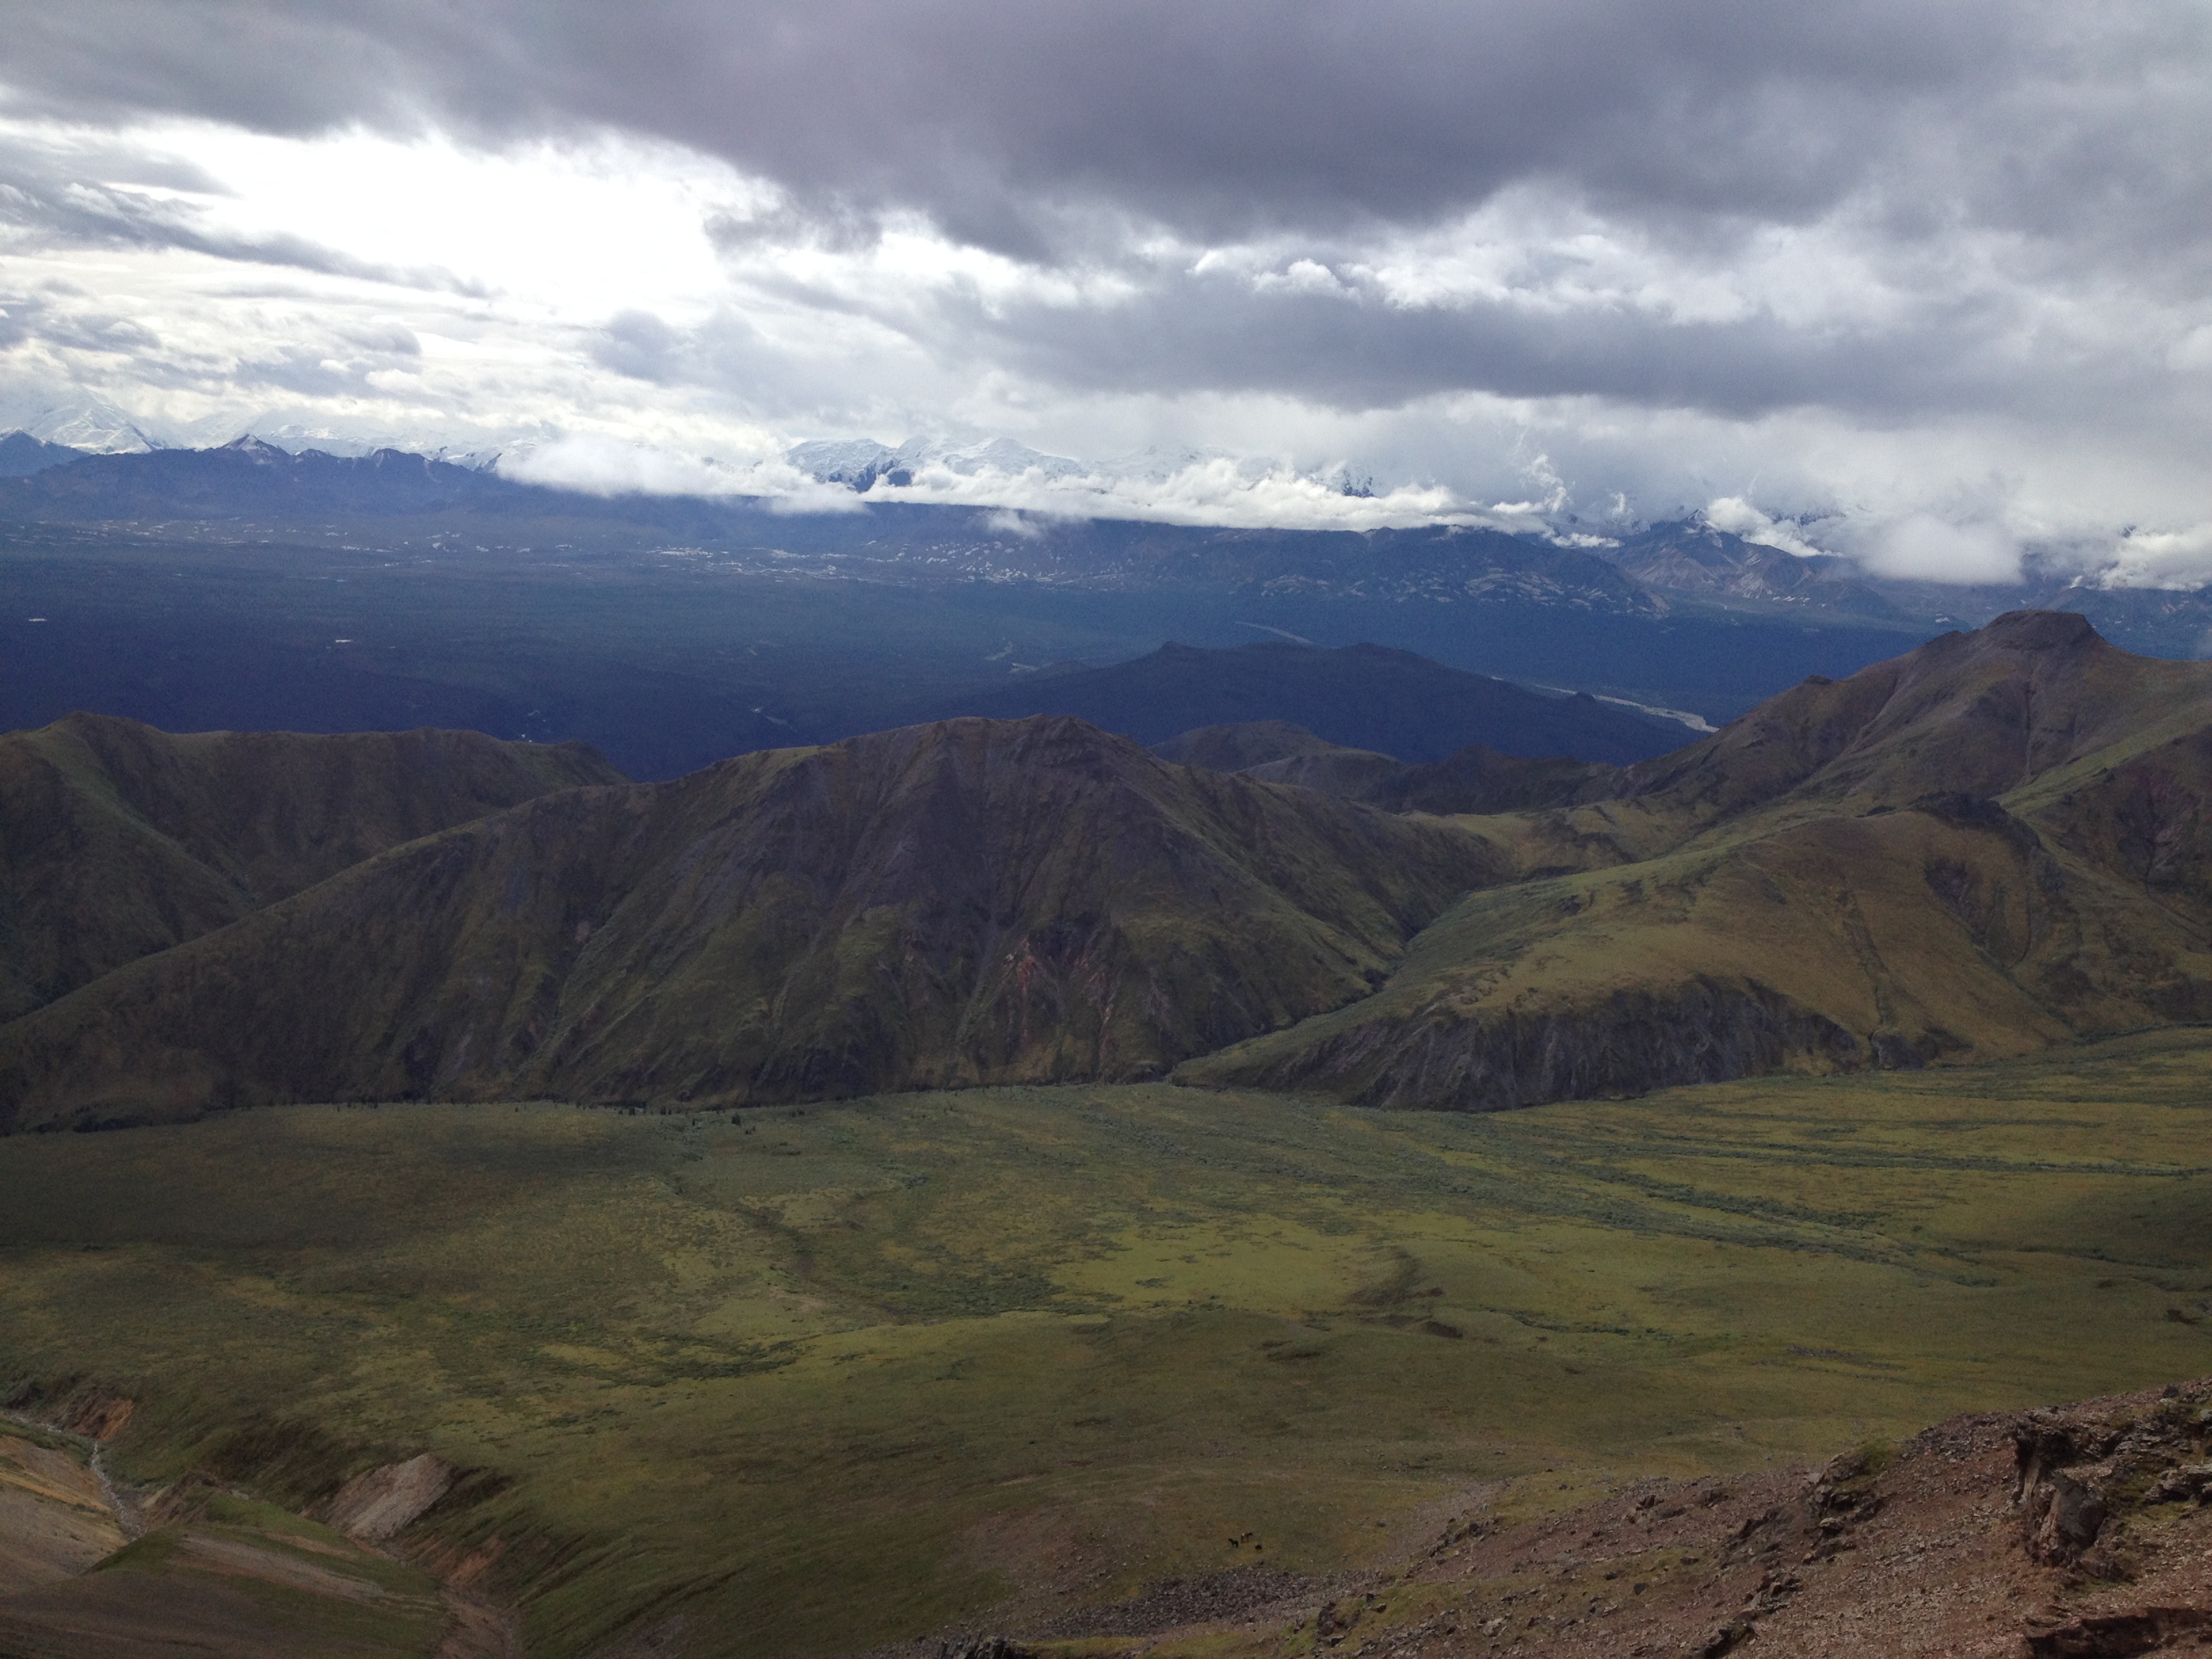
{"left": 0, "top": 714, "right": 621, "bottom": 1020}
{"left": 1612, "top": 609, "right": 2212, "bottom": 827}
{"left": 0, "top": 717, "right": 1501, "bottom": 1129}
{"left": 6, "top": 1035, "right": 2212, "bottom": 1654}
{"left": 1181, "top": 798, "right": 2212, "bottom": 1104}
{"left": 1185, "top": 613, "right": 2212, "bottom": 1108}
{"left": 14, "top": 612, "right": 2212, "bottom": 1127}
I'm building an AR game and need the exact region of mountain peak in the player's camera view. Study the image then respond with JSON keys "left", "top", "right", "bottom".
{"left": 1622, "top": 609, "right": 2205, "bottom": 819}
{"left": 1972, "top": 608, "right": 2102, "bottom": 651}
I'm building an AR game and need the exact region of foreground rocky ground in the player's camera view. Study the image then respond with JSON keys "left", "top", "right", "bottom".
{"left": 914, "top": 1376, "right": 2212, "bottom": 1659}
{"left": 17, "top": 1374, "right": 2212, "bottom": 1656}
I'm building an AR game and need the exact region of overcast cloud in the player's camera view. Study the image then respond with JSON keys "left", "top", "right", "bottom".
{"left": 1, "top": 1, "right": 2209, "bottom": 577}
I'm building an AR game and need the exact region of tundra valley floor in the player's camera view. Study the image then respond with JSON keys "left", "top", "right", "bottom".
{"left": 7, "top": 1030, "right": 2212, "bottom": 1656}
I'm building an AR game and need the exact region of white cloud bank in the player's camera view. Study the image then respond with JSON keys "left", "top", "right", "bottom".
{"left": 1, "top": 1, "right": 2210, "bottom": 586}
{"left": 1701, "top": 497, "right": 1825, "bottom": 560}
{"left": 1858, "top": 515, "right": 2023, "bottom": 586}
{"left": 2102, "top": 523, "right": 2212, "bottom": 590}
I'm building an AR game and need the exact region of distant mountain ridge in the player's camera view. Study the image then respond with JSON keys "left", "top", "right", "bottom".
{"left": 7, "top": 434, "right": 2211, "bottom": 657}
{"left": 1158, "top": 723, "right": 1620, "bottom": 815}
{"left": 907, "top": 640, "right": 1691, "bottom": 764}
{"left": 1600, "top": 518, "right": 1911, "bottom": 622}
{"left": 0, "top": 434, "right": 523, "bottom": 519}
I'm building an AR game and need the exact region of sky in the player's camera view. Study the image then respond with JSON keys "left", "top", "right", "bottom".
{"left": 1, "top": 1, "right": 2209, "bottom": 579}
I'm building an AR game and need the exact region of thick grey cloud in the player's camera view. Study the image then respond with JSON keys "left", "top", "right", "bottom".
{"left": 1, "top": 0, "right": 2209, "bottom": 560}
{"left": 1, "top": 1, "right": 2197, "bottom": 255}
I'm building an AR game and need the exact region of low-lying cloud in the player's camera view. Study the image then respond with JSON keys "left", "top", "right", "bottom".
{"left": 1859, "top": 514, "right": 2022, "bottom": 586}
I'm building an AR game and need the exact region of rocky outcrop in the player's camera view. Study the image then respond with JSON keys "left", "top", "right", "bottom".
{"left": 319, "top": 1454, "right": 456, "bottom": 1542}
{"left": 1012, "top": 1376, "right": 2212, "bottom": 1658}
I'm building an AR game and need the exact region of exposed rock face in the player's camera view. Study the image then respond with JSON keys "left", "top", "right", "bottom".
{"left": 319, "top": 1454, "right": 455, "bottom": 1542}
{"left": 0, "top": 717, "right": 1501, "bottom": 1127}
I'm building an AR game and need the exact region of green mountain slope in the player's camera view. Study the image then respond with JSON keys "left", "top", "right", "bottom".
{"left": 0, "top": 714, "right": 621, "bottom": 1019}
{"left": 1180, "top": 613, "right": 2212, "bottom": 1107}
{"left": 0, "top": 717, "right": 1500, "bottom": 1130}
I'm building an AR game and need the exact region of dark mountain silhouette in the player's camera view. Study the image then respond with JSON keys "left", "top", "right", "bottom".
{"left": 14, "top": 610, "right": 2212, "bottom": 1128}
{"left": 0, "top": 717, "right": 1499, "bottom": 1130}
{"left": 911, "top": 640, "right": 1691, "bottom": 763}
{"left": 0, "top": 436, "right": 530, "bottom": 519}
{"left": 0, "top": 714, "right": 621, "bottom": 1020}
{"left": 0, "top": 432, "right": 85, "bottom": 479}
{"left": 1150, "top": 720, "right": 1346, "bottom": 770}
{"left": 1156, "top": 721, "right": 1620, "bottom": 814}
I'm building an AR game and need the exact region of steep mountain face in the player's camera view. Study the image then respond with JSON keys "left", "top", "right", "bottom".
{"left": 0, "top": 715, "right": 622, "bottom": 1020}
{"left": 0, "top": 718, "right": 1501, "bottom": 1130}
{"left": 921, "top": 640, "right": 1690, "bottom": 763}
{"left": 1181, "top": 613, "right": 2212, "bottom": 1108}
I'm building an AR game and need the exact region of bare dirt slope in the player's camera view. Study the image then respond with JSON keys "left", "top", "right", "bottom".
{"left": 0, "top": 1425, "right": 127, "bottom": 1594}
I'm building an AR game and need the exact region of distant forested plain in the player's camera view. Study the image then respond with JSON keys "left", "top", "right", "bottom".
{"left": 0, "top": 515, "right": 1933, "bottom": 778}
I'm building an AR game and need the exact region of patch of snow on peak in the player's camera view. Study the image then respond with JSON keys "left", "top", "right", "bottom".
{"left": 24, "top": 401, "right": 163, "bottom": 454}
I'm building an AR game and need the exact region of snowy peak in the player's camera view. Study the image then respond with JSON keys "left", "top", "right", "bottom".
{"left": 22, "top": 402, "right": 162, "bottom": 455}
{"left": 787, "top": 435, "right": 1086, "bottom": 492}
{"left": 221, "top": 434, "right": 291, "bottom": 464}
